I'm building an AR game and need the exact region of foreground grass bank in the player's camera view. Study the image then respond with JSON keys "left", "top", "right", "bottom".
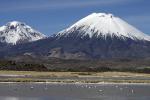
{"left": 1, "top": 59, "right": 150, "bottom": 73}
{"left": 0, "top": 71, "right": 150, "bottom": 83}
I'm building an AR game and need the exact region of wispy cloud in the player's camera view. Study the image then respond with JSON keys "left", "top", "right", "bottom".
{"left": 0, "top": 0, "right": 136, "bottom": 12}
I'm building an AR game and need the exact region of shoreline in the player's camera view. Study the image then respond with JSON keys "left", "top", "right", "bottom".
{"left": 0, "top": 82, "right": 150, "bottom": 85}
{"left": 0, "top": 71, "right": 150, "bottom": 84}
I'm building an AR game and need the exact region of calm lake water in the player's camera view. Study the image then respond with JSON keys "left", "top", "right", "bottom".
{"left": 0, "top": 83, "right": 150, "bottom": 100}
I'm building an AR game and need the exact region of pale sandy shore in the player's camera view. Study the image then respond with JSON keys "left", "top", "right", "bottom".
{"left": 0, "top": 71, "right": 150, "bottom": 83}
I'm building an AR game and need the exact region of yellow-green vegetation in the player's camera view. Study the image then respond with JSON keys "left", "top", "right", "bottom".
{"left": 0, "top": 71, "right": 150, "bottom": 83}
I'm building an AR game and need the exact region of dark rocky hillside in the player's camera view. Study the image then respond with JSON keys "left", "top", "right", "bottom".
{"left": 1, "top": 55, "right": 149, "bottom": 73}
{"left": 1, "top": 36, "right": 150, "bottom": 59}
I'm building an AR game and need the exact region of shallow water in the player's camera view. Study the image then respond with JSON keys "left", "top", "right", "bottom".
{"left": 0, "top": 83, "right": 150, "bottom": 100}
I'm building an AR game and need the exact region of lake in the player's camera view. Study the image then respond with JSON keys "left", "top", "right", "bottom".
{"left": 0, "top": 83, "right": 150, "bottom": 100}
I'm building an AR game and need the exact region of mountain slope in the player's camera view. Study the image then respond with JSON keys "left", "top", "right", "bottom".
{"left": 3, "top": 35, "right": 150, "bottom": 59}
{"left": 56, "top": 13, "right": 150, "bottom": 41}
{"left": 49, "top": 13, "right": 150, "bottom": 59}
{"left": 0, "top": 13, "right": 150, "bottom": 59}
{"left": 0, "top": 21, "right": 46, "bottom": 44}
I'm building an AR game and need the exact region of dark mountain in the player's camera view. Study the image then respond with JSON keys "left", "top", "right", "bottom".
{"left": 0, "top": 13, "right": 150, "bottom": 59}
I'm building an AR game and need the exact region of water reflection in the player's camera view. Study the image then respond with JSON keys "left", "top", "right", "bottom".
{"left": 3, "top": 97, "right": 19, "bottom": 100}
{"left": 0, "top": 83, "right": 150, "bottom": 100}
{"left": 1, "top": 97, "right": 39, "bottom": 100}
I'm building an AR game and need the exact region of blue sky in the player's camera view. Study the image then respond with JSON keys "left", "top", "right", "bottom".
{"left": 0, "top": 0, "right": 150, "bottom": 36}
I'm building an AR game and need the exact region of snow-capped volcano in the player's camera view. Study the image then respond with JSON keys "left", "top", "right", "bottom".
{"left": 0, "top": 21, "right": 46, "bottom": 44}
{"left": 0, "top": 13, "right": 150, "bottom": 59}
{"left": 57, "top": 13, "right": 150, "bottom": 41}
